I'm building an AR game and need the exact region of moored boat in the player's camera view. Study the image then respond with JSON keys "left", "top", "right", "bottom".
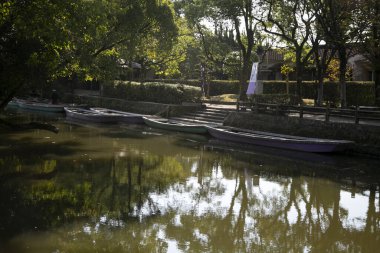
{"left": 90, "top": 107, "right": 144, "bottom": 124}
{"left": 206, "top": 126, "right": 354, "bottom": 153}
{"left": 19, "top": 100, "right": 65, "bottom": 113}
{"left": 64, "top": 107, "right": 119, "bottom": 123}
{"left": 9, "top": 98, "right": 65, "bottom": 113}
{"left": 6, "top": 98, "right": 23, "bottom": 107}
{"left": 143, "top": 116, "right": 208, "bottom": 134}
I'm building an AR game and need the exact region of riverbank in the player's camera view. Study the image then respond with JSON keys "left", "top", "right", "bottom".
{"left": 69, "top": 94, "right": 203, "bottom": 117}
{"left": 65, "top": 94, "right": 380, "bottom": 157}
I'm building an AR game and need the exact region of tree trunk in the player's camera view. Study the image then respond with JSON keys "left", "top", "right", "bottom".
{"left": 239, "top": 57, "right": 250, "bottom": 101}
{"left": 338, "top": 47, "right": 347, "bottom": 108}
{"left": 0, "top": 82, "right": 24, "bottom": 111}
{"left": 315, "top": 50, "right": 323, "bottom": 106}
{"left": 317, "top": 75, "right": 324, "bottom": 106}
{"left": 295, "top": 51, "right": 303, "bottom": 100}
{"left": 375, "top": 69, "right": 380, "bottom": 106}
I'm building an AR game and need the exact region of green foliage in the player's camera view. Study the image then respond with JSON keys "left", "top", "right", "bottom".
{"left": 0, "top": 0, "right": 178, "bottom": 107}
{"left": 346, "top": 82, "right": 376, "bottom": 106}
{"left": 143, "top": 79, "right": 375, "bottom": 105}
{"left": 209, "top": 80, "right": 240, "bottom": 95}
{"left": 280, "top": 64, "right": 294, "bottom": 78}
{"left": 102, "top": 81, "right": 202, "bottom": 104}
{"left": 325, "top": 59, "right": 353, "bottom": 81}
{"left": 146, "top": 79, "right": 240, "bottom": 96}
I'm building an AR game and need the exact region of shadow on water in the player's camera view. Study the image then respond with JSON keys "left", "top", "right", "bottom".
{"left": 0, "top": 135, "right": 82, "bottom": 158}
{"left": 205, "top": 138, "right": 380, "bottom": 186}
{"left": 4, "top": 106, "right": 66, "bottom": 122}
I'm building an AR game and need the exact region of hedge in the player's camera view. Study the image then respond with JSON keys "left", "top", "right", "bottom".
{"left": 262, "top": 81, "right": 375, "bottom": 106}
{"left": 102, "top": 81, "right": 202, "bottom": 104}
{"left": 144, "top": 79, "right": 375, "bottom": 106}
{"left": 145, "top": 79, "right": 240, "bottom": 96}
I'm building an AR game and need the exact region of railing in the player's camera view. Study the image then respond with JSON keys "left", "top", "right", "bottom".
{"left": 235, "top": 101, "right": 380, "bottom": 124}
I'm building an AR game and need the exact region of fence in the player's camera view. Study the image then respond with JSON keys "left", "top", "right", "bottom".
{"left": 233, "top": 101, "right": 380, "bottom": 125}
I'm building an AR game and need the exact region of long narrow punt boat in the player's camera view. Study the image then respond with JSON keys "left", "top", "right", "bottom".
{"left": 143, "top": 116, "right": 208, "bottom": 134}
{"left": 206, "top": 126, "right": 354, "bottom": 153}
{"left": 6, "top": 98, "right": 23, "bottom": 107}
{"left": 90, "top": 107, "right": 145, "bottom": 124}
{"left": 64, "top": 107, "right": 119, "bottom": 123}
{"left": 9, "top": 98, "right": 65, "bottom": 113}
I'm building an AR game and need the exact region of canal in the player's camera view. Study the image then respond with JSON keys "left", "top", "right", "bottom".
{"left": 1, "top": 109, "right": 380, "bottom": 252}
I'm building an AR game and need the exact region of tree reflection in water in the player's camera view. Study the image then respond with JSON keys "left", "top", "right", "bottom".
{"left": 0, "top": 121, "right": 379, "bottom": 252}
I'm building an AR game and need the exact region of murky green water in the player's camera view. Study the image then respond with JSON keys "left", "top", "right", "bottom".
{"left": 1, "top": 108, "right": 380, "bottom": 253}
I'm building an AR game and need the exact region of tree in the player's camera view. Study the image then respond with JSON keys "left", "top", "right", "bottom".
{"left": 311, "top": 39, "right": 336, "bottom": 106}
{"left": 280, "top": 64, "right": 294, "bottom": 94}
{"left": 357, "top": 0, "right": 380, "bottom": 105}
{"left": 258, "top": 0, "right": 318, "bottom": 99}
{"left": 0, "top": 0, "right": 178, "bottom": 110}
{"left": 311, "top": 0, "right": 361, "bottom": 107}
{"left": 179, "top": 0, "right": 264, "bottom": 100}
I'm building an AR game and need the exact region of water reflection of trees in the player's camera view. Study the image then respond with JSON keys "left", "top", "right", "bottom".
{"left": 140, "top": 151, "right": 380, "bottom": 252}
{"left": 1, "top": 140, "right": 379, "bottom": 252}
{"left": 0, "top": 152, "right": 188, "bottom": 242}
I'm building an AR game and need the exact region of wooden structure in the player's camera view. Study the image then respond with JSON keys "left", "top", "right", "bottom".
{"left": 235, "top": 101, "right": 380, "bottom": 125}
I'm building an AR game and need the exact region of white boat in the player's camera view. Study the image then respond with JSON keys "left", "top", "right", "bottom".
{"left": 64, "top": 107, "right": 119, "bottom": 123}
{"left": 90, "top": 107, "right": 144, "bottom": 124}
{"left": 8, "top": 98, "right": 65, "bottom": 113}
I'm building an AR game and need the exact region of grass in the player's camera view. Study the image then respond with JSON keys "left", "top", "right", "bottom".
{"left": 302, "top": 99, "right": 315, "bottom": 106}
{"left": 205, "top": 94, "right": 317, "bottom": 106}
{"left": 204, "top": 94, "right": 238, "bottom": 102}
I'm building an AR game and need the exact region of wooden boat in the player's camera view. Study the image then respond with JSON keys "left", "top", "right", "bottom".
{"left": 90, "top": 107, "right": 144, "bottom": 124}
{"left": 9, "top": 98, "right": 65, "bottom": 113}
{"left": 143, "top": 116, "right": 208, "bottom": 134}
{"left": 206, "top": 126, "right": 354, "bottom": 153}
{"left": 64, "top": 107, "right": 119, "bottom": 123}
{"left": 6, "top": 98, "right": 23, "bottom": 107}
{"left": 19, "top": 101, "right": 65, "bottom": 113}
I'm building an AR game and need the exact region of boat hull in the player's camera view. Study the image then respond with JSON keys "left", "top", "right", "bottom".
{"left": 8, "top": 98, "right": 65, "bottom": 112}
{"left": 207, "top": 126, "right": 353, "bottom": 153}
{"left": 143, "top": 117, "right": 208, "bottom": 134}
{"left": 19, "top": 102, "right": 65, "bottom": 113}
{"left": 90, "top": 108, "right": 144, "bottom": 124}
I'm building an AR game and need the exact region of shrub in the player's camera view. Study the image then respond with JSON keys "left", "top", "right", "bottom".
{"left": 346, "top": 82, "right": 376, "bottom": 106}
{"left": 142, "top": 79, "right": 376, "bottom": 106}
{"left": 262, "top": 80, "right": 375, "bottom": 106}
{"left": 102, "top": 81, "right": 202, "bottom": 104}
{"left": 209, "top": 80, "right": 240, "bottom": 95}
{"left": 145, "top": 79, "right": 241, "bottom": 96}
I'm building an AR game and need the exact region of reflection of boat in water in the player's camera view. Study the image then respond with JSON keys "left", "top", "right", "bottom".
{"left": 64, "top": 107, "right": 119, "bottom": 123}
{"left": 143, "top": 116, "right": 208, "bottom": 134}
{"left": 9, "top": 98, "right": 66, "bottom": 113}
{"left": 205, "top": 138, "right": 340, "bottom": 166}
{"left": 207, "top": 126, "right": 354, "bottom": 153}
{"left": 90, "top": 107, "right": 145, "bottom": 124}
{"left": 6, "top": 107, "right": 65, "bottom": 119}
